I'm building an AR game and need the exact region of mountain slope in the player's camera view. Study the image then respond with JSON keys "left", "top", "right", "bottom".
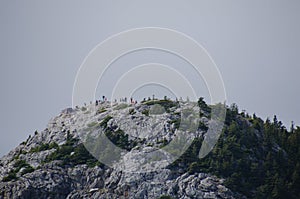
{"left": 0, "top": 99, "right": 299, "bottom": 198}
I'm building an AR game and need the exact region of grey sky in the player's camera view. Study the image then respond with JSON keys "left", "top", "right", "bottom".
{"left": 0, "top": 1, "right": 299, "bottom": 157}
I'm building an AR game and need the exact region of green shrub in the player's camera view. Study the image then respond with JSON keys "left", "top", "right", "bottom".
{"left": 198, "top": 122, "right": 208, "bottom": 131}
{"left": 86, "top": 115, "right": 140, "bottom": 153}
{"left": 29, "top": 142, "right": 58, "bottom": 153}
{"left": 49, "top": 142, "right": 59, "bottom": 149}
{"left": 13, "top": 154, "right": 20, "bottom": 160}
{"left": 100, "top": 115, "right": 113, "bottom": 128}
{"left": 157, "top": 138, "right": 168, "bottom": 147}
{"left": 141, "top": 109, "right": 149, "bottom": 116}
{"left": 169, "top": 118, "right": 180, "bottom": 129}
{"left": 68, "top": 143, "right": 99, "bottom": 167}
{"left": 105, "top": 129, "right": 136, "bottom": 151}
{"left": 21, "top": 166, "right": 35, "bottom": 175}
{"left": 44, "top": 136, "right": 100, "bottom": 168}
{"left": 14, "top": 160, "right": 27, "bottom": 169}
{"left": 2, "top": 172, "right": 17, "bottom": 182}
{"left": 2, "top": 160, "right": 35, "bottom": 182}
{"left": 188, "top": 162, "right": 200, "bottom": 174}
{"left": 198, "top": 97, "right": 211, "bottom": 115}
{"left": 129, "top": 108, "right": 135, "bottom": 115}
{"left": 20, "top": 150, "right": 27, "bottom": 155}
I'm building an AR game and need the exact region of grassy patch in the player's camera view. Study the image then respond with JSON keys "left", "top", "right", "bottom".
{"left": 114, "top": 103, "right": 128, "bottom": 110}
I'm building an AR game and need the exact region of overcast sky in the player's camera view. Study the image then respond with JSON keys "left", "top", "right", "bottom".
{"left": 1, "top": 1, "right": 299, "bottom": 157}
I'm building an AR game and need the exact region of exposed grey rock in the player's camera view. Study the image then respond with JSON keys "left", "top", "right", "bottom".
{"left": 0, "top": 101, "right": 242, "bottom": 199}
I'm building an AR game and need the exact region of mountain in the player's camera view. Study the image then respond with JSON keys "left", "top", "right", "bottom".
{"left": 0, "top": 98, "right": 299, "bottom": 199}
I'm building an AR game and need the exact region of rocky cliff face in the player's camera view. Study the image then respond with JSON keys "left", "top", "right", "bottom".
{"left": 0, "top": 100, "right": 242, "bottom": 199}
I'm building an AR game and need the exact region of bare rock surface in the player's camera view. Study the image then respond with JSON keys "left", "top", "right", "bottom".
{"left": 0, "top": 101, "right": 242, "bottom": 199}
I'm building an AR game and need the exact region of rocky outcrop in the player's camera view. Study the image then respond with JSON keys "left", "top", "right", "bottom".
{"left": 0, "top": 100, "right": 242, "bottom": 199}
{"left": 0, "top": 167, "right": 238, "bottom": 199}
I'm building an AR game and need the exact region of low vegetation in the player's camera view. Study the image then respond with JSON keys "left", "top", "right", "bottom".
{"left": 98, "top": 115, "right": 138, "bottom": 151}
{"left": 4, "top": 97, "right": 300, "bottom": 198}
{"left": 113, "top": 103, "right": 128, "bottom": 110}
{"left": 129, "top": 108, "right": 136, "bottom": 115}
{"left": 44, "top": 133, "right": 101, "bottom": 168}
{"left": 2, "top": 160, "right": 34, "bottom": 182}
{"left": 143, "top": 99, "right": 179, "bottom": 113}
{"left": 29, "top": 142, "right": 59, "bottom": 153}
{"left": 96, "top": 107, "right": 107, "bottom": 114}
{"left": 141, "top": 109, "right": 149, "bottom": 116}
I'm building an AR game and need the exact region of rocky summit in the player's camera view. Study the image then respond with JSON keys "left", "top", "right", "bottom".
{"left": 0, "top": 99, "right": 239, "bottom": 199}
{"left": 1, "top": 98, "right": 300, "bottom": 199}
